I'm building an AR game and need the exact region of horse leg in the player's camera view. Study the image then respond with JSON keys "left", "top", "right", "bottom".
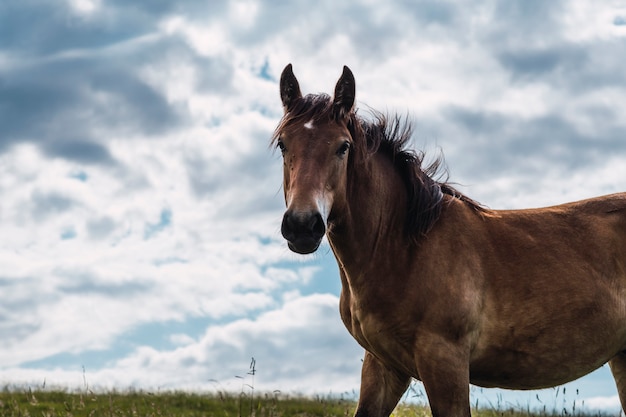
{"left": 609, "top": 352, "right": 626, "bottom": 414}
{"left": 415, "top": 337, "right": 471, "bottom": 417}
{"left": 354, "top": 351, "right": 411, "bottom": 417}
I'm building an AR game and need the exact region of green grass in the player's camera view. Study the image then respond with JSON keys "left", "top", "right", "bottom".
{"left": 0, "top": 388, "right": 356, "bottom": 417}
{"left": 0, "top": 387, "right": 613, "bottom": 417}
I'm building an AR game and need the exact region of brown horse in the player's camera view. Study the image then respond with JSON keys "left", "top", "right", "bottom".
{"left": 272, "top": 64, "right": 626, "bottom": 417}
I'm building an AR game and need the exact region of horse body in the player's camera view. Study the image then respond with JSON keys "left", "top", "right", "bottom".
{"left": 334, "top": 155, "right": 626, "bottom": 389}
{"left": 469, "top": 196, "right": 626, "bottom": 389}
{"left": 273, "top": 64, "right": 626, "bottom": 417}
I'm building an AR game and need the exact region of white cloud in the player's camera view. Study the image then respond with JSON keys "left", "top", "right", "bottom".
{"left": 66, "top": 0, "right": 101, "bottom": 15}
{"left": 561, "top": 1, "right": 626, "bottom": 41}
{"left": 583, "top": 395, "right": 622, "bottom": 412}
{"left": 1, "top": 294, "right": 363, "bottom": 394}
{"left": 1, "top": 0, "right": 626, "bottom": 410}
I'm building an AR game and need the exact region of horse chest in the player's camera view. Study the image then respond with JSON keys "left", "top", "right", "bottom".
{"left": 339, "top": 291, "right": 415, "bottom": 371}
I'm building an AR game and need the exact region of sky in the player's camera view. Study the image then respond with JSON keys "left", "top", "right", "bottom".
{"left": 1, "top": 0, "right": 626, "bottom": 413}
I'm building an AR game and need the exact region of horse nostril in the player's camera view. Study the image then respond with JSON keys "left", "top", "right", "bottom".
{"left": 281, "top": 211, "right": 295, "bottom": 241}
{"left": 308, "top": 212, "right": 325, "bottom": 238}
{"left": 281, "top": 210, "right": 326, "bottom": 242}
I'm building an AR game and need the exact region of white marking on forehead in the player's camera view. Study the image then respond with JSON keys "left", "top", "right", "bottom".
{"left": 303, "top": 119, "right": 315, "bottom": 130}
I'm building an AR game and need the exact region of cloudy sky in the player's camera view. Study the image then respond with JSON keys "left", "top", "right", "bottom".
{"left": 2, "top": 0, "right": 626, "bottom": 412}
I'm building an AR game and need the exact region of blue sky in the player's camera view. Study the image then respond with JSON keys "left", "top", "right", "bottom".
{"left": 1, "top": 0, "right": 626, "bottom": 412}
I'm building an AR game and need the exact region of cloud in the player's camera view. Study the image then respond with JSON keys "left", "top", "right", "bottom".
{"left": 1, "top": 293, "right": 363, "bottom": 394}
{"left": 583, "top": 395, "right": 621, "bottom": 412}
{"left": 29, "top": 190, "right": 78, "bottom": 221}
{"left": 43, "top": 140, "right": 115, "bottom": 165}
{"left": 86, "top": 216, "right": 116, "bottom": 240}
{"left": 143, "top": 209, "right": 172, "bottom": 239}
{"left": 442, "top": 107, "right": 626, "bottom": 173}
{"left": 110, "top": 293, "right": 362, "bottom": 392}
{"left": 0, "top": 8, "right": 203, "bottom": 160}
{"left": 1, "top": 0, "right": 626, "bottom": 410}
{"left": 496, "top": 46, "right": 588, "bottom": 80}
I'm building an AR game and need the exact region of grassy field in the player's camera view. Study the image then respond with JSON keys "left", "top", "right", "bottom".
{"left": 0, "top": 387, "right": 615, "bottom": 417}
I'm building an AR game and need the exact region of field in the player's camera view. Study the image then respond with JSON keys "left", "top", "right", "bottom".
{"left": 0, "top": 387, "right": 614, "bottom": 417}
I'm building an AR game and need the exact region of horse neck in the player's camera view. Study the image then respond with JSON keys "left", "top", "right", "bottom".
{"left": 327, "top": 152, "right": 411, "bottom": 273}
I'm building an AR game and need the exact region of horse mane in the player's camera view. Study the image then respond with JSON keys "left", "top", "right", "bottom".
{"left": 272, "top": 94, "right": 487, "bottom": 238}
{"left": 350, "top": 110, "right": 487, "bottom": 237}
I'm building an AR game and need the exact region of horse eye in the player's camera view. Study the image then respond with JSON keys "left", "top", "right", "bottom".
{"left": 336, "top": 141, "right": 350, "bottom": 158}
{"left": 277, "top": 140, "right": 286, "bottom": 154}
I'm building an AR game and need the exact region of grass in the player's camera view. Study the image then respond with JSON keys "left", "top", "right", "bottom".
{"left": 0, "top": 387, "right": 615, "bottom": 417}
{"left": 0, "top": 388, "right": 355, "bottom": 417}
{"left": 0, "top": 362, "right": 612, "bottom": 417}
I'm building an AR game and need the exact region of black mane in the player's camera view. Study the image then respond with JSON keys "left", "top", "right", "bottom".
{"left": 273, "top": 94, "right": 486, "bottom": 238}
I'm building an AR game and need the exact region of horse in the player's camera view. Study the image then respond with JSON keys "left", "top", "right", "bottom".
{"left": 271, "top": 64, "right": 626, "bottom": 417}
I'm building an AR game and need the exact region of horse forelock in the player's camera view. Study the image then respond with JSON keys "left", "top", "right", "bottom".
{"left": 272, "top": 94, "right": 334, "bottom": 145}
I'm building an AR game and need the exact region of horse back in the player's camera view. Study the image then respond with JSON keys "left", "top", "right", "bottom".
{"left": 484, "top": 192, "right": 626, "bottom": 275}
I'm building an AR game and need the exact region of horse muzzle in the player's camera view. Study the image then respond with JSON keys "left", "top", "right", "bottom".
{"left": 281, "top": 209, "right": 326, "bottom": 254}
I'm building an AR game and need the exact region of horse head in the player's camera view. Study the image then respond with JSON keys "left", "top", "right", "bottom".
{"left": 274, "top": 64, "right": 355, "bottom": 254}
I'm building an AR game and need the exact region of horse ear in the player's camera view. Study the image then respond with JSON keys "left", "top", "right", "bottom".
{"left": 332, "top": 66, "right": 355, "bottom": 120}
{"left": 280, "top": 64, "right": 302, "bottom": 112}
